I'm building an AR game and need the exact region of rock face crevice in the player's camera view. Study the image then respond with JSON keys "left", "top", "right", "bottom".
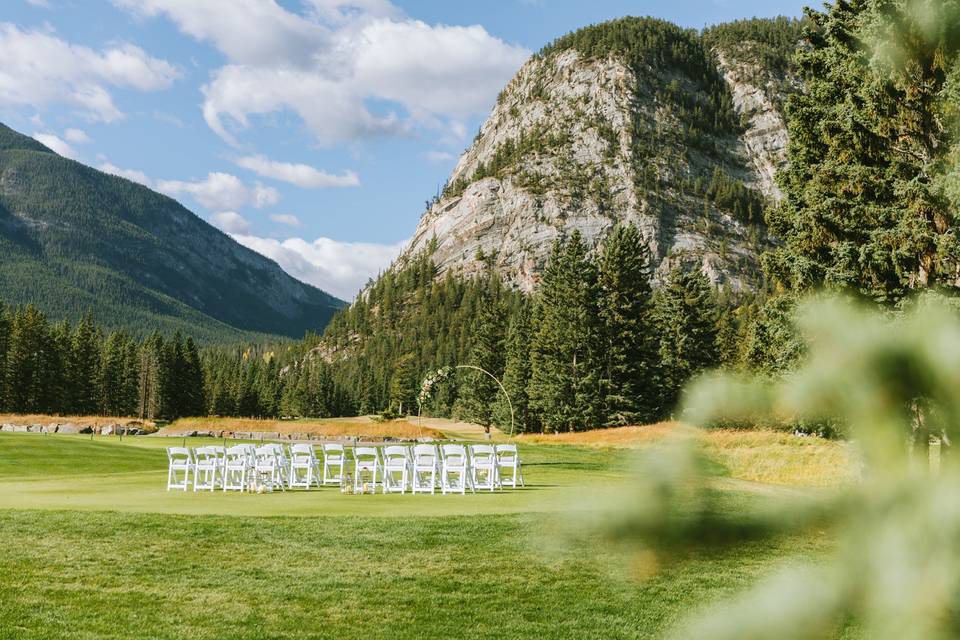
{"left": 399, "top": 27, "right": 797, "bottom": 293}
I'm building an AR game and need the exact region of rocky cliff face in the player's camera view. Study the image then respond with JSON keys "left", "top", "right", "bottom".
{"left": 399, "top": 17, "right": 799, "bottom": 293}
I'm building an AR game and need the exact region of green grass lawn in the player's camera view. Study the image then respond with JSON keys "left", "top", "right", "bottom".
{"left": 0, "top": 432, "right": 836, "bottom": 639}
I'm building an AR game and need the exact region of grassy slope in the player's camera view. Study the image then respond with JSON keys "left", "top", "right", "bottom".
{"left": 0, "top": 432, "right": 850, "bottom": 639}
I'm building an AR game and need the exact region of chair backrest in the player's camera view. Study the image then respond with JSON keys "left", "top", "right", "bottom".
{"left": 441, "top": 444, "right": 467, "bottom": 465}
{"left": 412, "top": 444, "right": 437, "bottom": 463}
{"left": 226, "top": 445, "right": 250, "bottom": 463}
{"left": 383, "top": 445, "right": 409, "bottom": 462}
{"left": 194, "top": 446, "right": 216, "bottom": 464}
{"left": 167, "top": 447, "right": 192, "bottom": 463}
{"left": 470, "top": 444, "right": 495, "bottom": 458}
{"left": 495, "top": 443, "right": 518, "bottom": 460}
{"left": 322, "top": 443, "right": 345, "bottom": 458}
{"left": 290, "top": 443, "right": 314, "bottom": 459}
{"left": 354, "top": 446, "right": 379, "bottom": 463}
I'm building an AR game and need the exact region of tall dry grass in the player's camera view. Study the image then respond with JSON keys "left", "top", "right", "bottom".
{"left": 519, "top": 423, "right": 857, "bottom": 488}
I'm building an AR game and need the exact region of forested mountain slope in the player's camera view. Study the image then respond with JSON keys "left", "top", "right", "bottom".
{"left": 399, "top": 16, "right": 804, "bottom": 292}
{"left": 0, "top": 123, "right": 344, "bottom": 343}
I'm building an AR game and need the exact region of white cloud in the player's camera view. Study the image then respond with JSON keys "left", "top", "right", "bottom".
{"left": 116, "top": 1, "right": 529, "bottom": 146}
{"left": 156, "top": 172, "right": 279, "bottom": 211}
{"left": 232, "top": 234, "right": 406, "bottom": 299}
{"left": 235, "top": 154, "right": 359, "bottom": 188}
{"left": 425, "top": 150, "right": 453, "bottom": 163}
{"left": 270, "top": 213, "right": 301, "bottom": 227}
{"left": 113, "top": 0, "right": 326, "bottom": 66}
{"left": 209, "top": 211, "right": 252, "bottom": 234}
{"left": 26, "top": 0, "right": 51, "bottom": 8}
{"left": 98, "top": 162, "right": 154, "bottom": 187}
{"left": 0, "top": 23, "right": 179, "bottom": 122}
{"left": 33, "top": 132, "right": 77, "bottom": 159}
{"left": 64, "top": 128, "right": 90, "bottom": 143}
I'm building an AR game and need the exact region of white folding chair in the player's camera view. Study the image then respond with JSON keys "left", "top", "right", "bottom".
{"left": 193, "top": 446, "right": 220, "bottom": 492}
{"left": 353, "top": 446, "right": 381, "bottom": 494}
{"left": 321, "top": 443, "right": 347, "bottom": 486}
{"left": 382, "top": 445, "right": 411, "bottom": 494}
{"left": 208, "top": 445, "right": 227, "bottom": 489}
{"left": 495, "top": 444, "right": 524, "bottom": 488}
{"left": 223, "top": 445, "right": 252, "bottom": 492}
{"left": 411, "top": 444, "right": 439, "bottom": 494}
{"left": 469, "top": 444, "right": 499, "bottom": 492}
{"left": 288, "top": 443, "right": 323, "bottom": 489}
{"left": 440, "top": 444, "right": 473, "bottom": 494}
{"left": 265, "top": 444, "right": 291, "bottom": 489}
{"left": 254, "top": 445, "right": 286, "bottom": 492}
{"left": 166, "top": 447, "right": 193, "bottom": 491}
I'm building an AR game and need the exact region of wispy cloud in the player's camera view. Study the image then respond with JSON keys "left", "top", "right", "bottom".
{"left": 235, "top": 154, "right": 359, "bottom": 188}
{"left": 232, "top": 233, "right": 406, "bottom": 299}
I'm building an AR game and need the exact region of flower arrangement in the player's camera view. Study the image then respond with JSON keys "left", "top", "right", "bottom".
{"left": 418, "top": 366, "right": 453, "bottom": 407}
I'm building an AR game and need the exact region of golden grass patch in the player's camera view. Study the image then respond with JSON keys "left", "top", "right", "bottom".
{"left": 163, "top": 416, "right": 446, "bottom": 440}
{"left": 518, "top": 423, "right": 858, "bottom": 488}
{"left": 0, "top": 414, "right": 156, "bottom": 428}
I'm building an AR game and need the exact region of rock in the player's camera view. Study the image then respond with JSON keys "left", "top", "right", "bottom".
{"left": 100, "top": 425, "right": 114, "bottom": 436}
{"left": 393, "top": 36, "right": 795, "bottom": 296}
{"left": 56, "top": 423, "right": 86, "bottom": 434}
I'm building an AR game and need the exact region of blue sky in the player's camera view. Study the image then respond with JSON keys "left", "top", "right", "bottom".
{"left": 0, "top": 0, "right": 807, "bottom": 299}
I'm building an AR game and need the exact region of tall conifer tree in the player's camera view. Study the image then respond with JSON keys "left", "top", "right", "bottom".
{"left": 597, "top": 224, "right": 658, "bottom": 426}
{"left": 651, "top": 267, "right": 721, "bottom": 415}
{"left": 530, "top": 231, "right": 603, "bottom": 432}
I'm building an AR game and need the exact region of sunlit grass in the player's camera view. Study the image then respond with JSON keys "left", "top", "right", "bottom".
{"left": 0, "top": 431, "right": 838, "bottom": 639}
{"left": 519, "top": 424, "right": 858, "bottom": 488}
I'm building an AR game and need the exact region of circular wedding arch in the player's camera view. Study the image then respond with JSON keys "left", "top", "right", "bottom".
{"left": 417, "top": 364, "right": 515, "bottom": 437}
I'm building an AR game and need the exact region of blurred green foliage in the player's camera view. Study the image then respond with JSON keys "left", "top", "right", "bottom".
{"left": 594, "top": 295, "right": 960, "bottom": 639}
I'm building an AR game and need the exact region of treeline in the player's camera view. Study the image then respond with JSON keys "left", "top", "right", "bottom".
{"left": 0, "top": 304, "right": 204, "bottom": 418}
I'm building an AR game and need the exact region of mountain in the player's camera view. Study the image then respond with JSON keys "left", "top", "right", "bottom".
{"left": 399, "top": 16, "right": 803, "bottom": 292}
{"left": 0, "top": 123, "right": 344, "bottom": 343}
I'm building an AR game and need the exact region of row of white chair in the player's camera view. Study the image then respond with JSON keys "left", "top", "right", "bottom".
{"left": 352, "top": 443, "right": 523, "bottom": 495}
{"left": 165, "top": 442, "right": 523, "bottom": 495}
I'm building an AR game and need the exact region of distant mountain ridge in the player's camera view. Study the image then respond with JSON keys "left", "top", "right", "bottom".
{"left": 0, "top": 123, "right": 344, "bottom": 342}
{"left": 398, "top": 16, "right": 804, "bottom": 292}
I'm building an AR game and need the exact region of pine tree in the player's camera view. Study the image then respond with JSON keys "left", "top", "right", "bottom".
{"left": 181, "top": 337, "right": 205, "bottom": 416}
{"left": 765, "top": 0, "right": 960, "bottom": 302}
{"left": 495, "top": 300, "right": 536, "bottom": 433}
{"left": 596, "top": 224, "right": 658, "bottom": 426}
{"left": 457, "top": 301, "right": 506, "bottom": 427}
{"left": 651, "top": 267, "right": 721, "bottom": 416}
{"left": 100, "top": 331, "right": 138, "bottom": 416}
{"left": 137, "top": 332, "right": 164, "bottom": 419}
{"left": 389, "top": 353, "right": 418, "bottom": 415}
{"left": 5, "top": 306, "right": 55, "bottom": 413}
{"left": 529, "top": 231, "right": 603, "bottom": 432}
{"left": 0, "top": 302, "right": 9, "bottom": 411}
{"left": 68, "top": 311, "right": 102, "bottom": 415}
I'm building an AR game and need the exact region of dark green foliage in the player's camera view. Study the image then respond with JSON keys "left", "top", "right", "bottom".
{"left": 0, "top": 122, "right": 344, "bottom": 343}
{"left": 541, "top": 17, "right": 740, "bottom": 142}
{"left": 0, "top": 303, "right": 208, "bottom": 418}
{"left": 494, "top": 301, "right": 536, "bottom": 434}
{"left": 456, "top": 303, "right": 507, "bottom": 427}
{"left": 651, "top": 268, "right": 721, "bottom": 415}
{"left": 68, "top": 312, "right": 102, "bottom": 415}
{"left": 389, "top": 354, "right": 418, "bottom": 415}
{"left": 742, "top": 295, "right": 804, "bottom": 376}
{"left": 5, "top": 305, "right": 57, "bottom": 413}
{"left": 702, "top": 16, "right": 806, "bottom": 113}
{"left": 597, "top": 224, "right": 659, "bottom": 425}
{"left": 764, "top": 1, "right": 960, "bottom": 303}
{"left": 529, "top": 231, "right": 604, "bottom": 432}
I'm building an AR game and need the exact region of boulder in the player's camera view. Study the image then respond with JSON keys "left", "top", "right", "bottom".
{"left": 56, "top": 423, "right": 88, "bottom": 434}
{"left": 100, "top": 425, "right": 115, "bottom": 436}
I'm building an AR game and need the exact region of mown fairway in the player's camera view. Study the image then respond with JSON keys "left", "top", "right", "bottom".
{"left": 0, "top": 432, "right": 843, "bottom": 639}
